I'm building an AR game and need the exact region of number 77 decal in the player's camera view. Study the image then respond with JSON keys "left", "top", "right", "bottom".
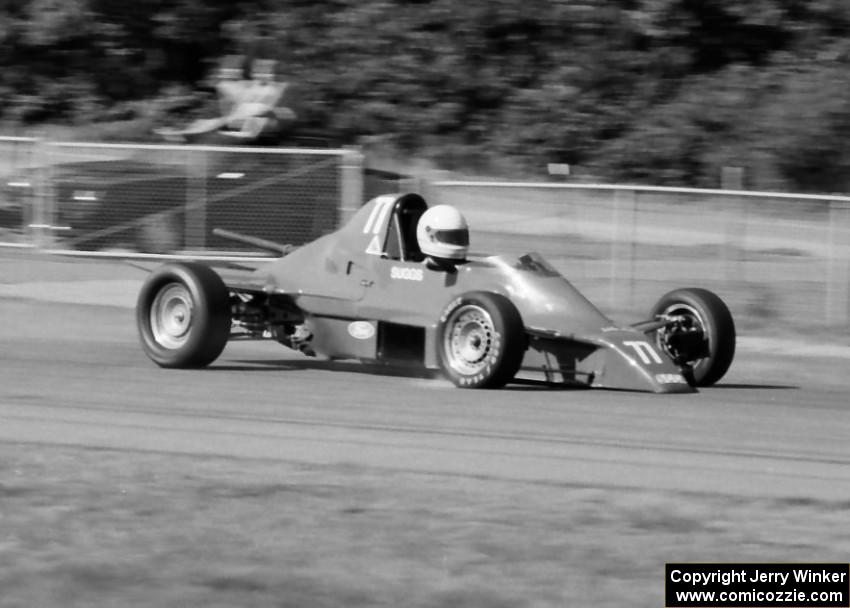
{"left": 622, "top": 340, "right": 663, "bottom": 365}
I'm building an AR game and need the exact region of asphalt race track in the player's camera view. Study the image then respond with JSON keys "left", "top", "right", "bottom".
{"left": 2, "top": 293, "right": 849, "bottom": 503}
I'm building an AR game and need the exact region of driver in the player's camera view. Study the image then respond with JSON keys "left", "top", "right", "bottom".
{"left": 416, "top": 204, "right": 469, "bottom": 270}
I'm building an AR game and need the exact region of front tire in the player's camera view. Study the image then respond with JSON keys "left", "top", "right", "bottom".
{"left": 437, "top": 291, "right": 526, "bottom": 388}
{"left": 136, "top": 263, "right": 231, "bottom": 368}
{"left": 651, "top": 288, "right": 735, "bottom": 386}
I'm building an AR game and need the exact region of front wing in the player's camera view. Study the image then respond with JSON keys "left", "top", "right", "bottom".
{"left": 521, "top": 328, "right": 694, "bottom": 393}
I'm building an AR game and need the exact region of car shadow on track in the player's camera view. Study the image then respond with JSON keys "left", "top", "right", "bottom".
{"left": 216, "top": 358, "right": 439, "bottom": 380}
{"left": 711, "top": 383, "right": 799, "bottom": 390}
{"left": 206, "top": 360, "right": 798, "bottom": 392}
{"left": 213, "top": 359, "right": 591, "bottom": 390}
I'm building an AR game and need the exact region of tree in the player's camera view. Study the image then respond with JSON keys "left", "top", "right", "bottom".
{"left": 2, "top": 0, "right": 850, "bottom": 191}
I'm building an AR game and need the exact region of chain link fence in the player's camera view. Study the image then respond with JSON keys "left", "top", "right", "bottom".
{"left": 0, "top": 138, "right": 408, "bottom": 256}
{"left": 3, "top": 136, "right": 849, "bottom": 328}
{"left": 425, "top": 181, "right": 850, "bottom": 329}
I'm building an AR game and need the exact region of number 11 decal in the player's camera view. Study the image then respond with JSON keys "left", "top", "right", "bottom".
{"left": 622, "top": 340, "right": 663, "bottom": 365}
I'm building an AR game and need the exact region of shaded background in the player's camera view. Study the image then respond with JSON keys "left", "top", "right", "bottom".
{"left": 2, "top": 0, "right": 850, "bottom": 192}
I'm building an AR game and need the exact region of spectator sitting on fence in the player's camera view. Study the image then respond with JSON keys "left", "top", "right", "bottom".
{"left": 155, "top": 58, "right": 296, "bottom": 143}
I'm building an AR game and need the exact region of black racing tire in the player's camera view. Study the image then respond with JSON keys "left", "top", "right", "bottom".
{"left": 437, "top": 291, "right": 526, "bottom": 389}
{"left": 136, "top": 262, "right": 231, "bottom": 368}
{"left": 650, "top": 288, "right": 735, "bottom": 387}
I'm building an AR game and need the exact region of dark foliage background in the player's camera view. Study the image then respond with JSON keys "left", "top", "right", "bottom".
{"left": 2, "top": 0, "right": 849, "bottom": 191}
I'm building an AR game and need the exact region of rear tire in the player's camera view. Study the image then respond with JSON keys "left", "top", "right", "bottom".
{"left": 437, "top": 291, "right": 525, "bottom": 388}
{"left": 651, "top": 288, "right": 735, "bottom": 386}
{"left": 136, "top": 263, "right": 231, "bottom": 368}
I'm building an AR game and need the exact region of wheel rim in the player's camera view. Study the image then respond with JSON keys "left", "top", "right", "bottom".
{"left": 150, "top": 283, "right": 194, "bottom": 349}
{"left": 657, "top": 302, "right": 707, "bottom": 366}
{"left": 443, "top": 304, "right": 495, "bottom": 376}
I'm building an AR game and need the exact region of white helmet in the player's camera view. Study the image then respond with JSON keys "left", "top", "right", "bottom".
{"left": 416, "top": 204, "right": 469, "bottom": 261}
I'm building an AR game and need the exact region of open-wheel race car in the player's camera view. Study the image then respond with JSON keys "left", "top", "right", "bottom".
{"left": 136, "top": 193, "right": 736, "bottom": 392}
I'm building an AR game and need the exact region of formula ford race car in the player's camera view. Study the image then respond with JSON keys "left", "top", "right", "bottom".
{"left": 136, "top": 193, "right": 736, "bottom": 393}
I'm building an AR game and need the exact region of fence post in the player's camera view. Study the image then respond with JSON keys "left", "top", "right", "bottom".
{"left": 21, "top": 139, "right": 36, "bottom": 245}
{"left": 825, "top": 199, "right": 850, "bottom": 325}
{"left": 609, "top": 188, "right": 637, "bottom": 310}
{"left": 32, "top": 138, "right": 54, "bottom": 249}
{"left": 721, "top": 194, "right": 749, "bottom": 283}
{"left": 184, "top": 149, "right": 207, "bottom": 251}
{"left": 0, "top": 136, "right": 37, "bottom": 246}
{"left": 339, "top": 146, "right": 364, "bottom": 227}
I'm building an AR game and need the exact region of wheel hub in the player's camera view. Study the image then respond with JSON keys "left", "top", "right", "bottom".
{"left": 657, "top": 303, "right": 707, "bottom": 366}
{"left": 445, "top": 305, "right": 494, "bottom": 375}
{"left": 150, "top": 283, "right": 194, "bottom": 349}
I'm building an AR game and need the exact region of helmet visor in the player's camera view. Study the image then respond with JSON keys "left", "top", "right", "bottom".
{"left": 434, "top": 228, "right": 469, "bottom": 247}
